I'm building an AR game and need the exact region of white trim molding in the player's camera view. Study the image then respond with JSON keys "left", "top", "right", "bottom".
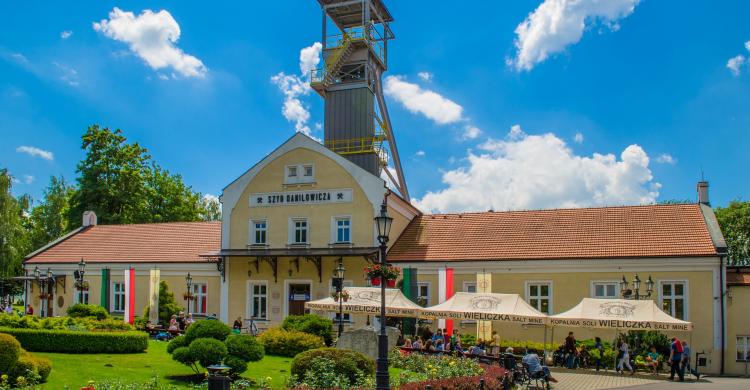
{"left": 657, "top": 279, "right": 689, "bottom": 321}
{"left": 525, "top": 280, "right": 553, "bottom": 315}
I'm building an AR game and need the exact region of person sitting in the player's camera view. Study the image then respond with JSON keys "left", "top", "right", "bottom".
{"left": 402, "top": 338, "right": 412, "bottom": 348}
{"left": 469, "top": 343, "right": 485, "bottom": 356}
{"left": 435, "top": 338, "right": 445, "bottom": 352}
{"left": 578, "top": 345, "right": 591, "bottom": 368}
{"left": 185, "top": 313, "right": 194, "bottom": 328}
{"left": 168, "top": 315, "right": 179, "bottom": 331}
{"left": 646, "top": 346, "right": 660, "bottom": 374}
{"left": 522, "top": 348, "right": 558, "bottom": 383}
{"left": 431, "top": 329, "right": 443, "bottom": 344}
{"left": 412, "top": 338, "right": 423, "bottom": 350}
{"left": 424, "top": 339, "right": 436, "bottom": 353}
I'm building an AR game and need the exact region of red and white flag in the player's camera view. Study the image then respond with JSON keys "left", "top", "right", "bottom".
{"left": 123, "top": 268, "right": 135, "bottom": 324}
{"left": 438, "top": 267, "right": 454, "bottom": 335}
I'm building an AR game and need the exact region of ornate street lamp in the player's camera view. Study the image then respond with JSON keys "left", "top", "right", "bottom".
{"left": 185, "top": 272, "right": 194, "bottom": 316}
{"left": 332, "top": 260, "right": 346, "bottom": 337}
{"left": 373, "top": 200, "right": 393, "bottom": 390}
{"left": 620, "top": 274, "right": 654, "bottom": 300}
{"left": 76, "top": 258, "right": 86, "bottom": 304}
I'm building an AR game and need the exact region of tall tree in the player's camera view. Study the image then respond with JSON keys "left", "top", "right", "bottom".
{"left": 145, "top": 164, "right": 205, "bottom": 222}
{"left": 0, "top": 169, "right": 31, "bottom": 277}
{"left": 200, "top": 195, "right": 222, "bottom": 222}
{"left": 68, "top": 125, "right": 151, "bottom": 226}
{"left": 28, "top": 176, "right": 75, "bottom": 251}
{"left": 715, "top": 200, "right": 750, "bottom": 266}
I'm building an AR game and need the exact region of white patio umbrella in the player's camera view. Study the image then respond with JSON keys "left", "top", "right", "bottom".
{"left": 305, "top": 286, "right": 423, "bottom": 317}
{"left": 549, "top": 298, "right": 692, "bottom": 331}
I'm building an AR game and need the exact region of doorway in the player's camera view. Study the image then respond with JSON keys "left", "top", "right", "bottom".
{"left": 288, "top": 283, "right": 311, "bottom": 316}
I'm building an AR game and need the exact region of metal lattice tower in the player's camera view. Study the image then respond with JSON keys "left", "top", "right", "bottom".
{"left": 311, "top": 0, "right": 409, "bottom": 199}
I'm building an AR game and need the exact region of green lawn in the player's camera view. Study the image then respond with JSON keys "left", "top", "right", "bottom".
{"left": 35, "top": 340, "right": 294, "bottom": 389}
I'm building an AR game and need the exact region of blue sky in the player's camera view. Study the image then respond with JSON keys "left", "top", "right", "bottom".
{"left": 1, "top": 1, "right": 749, "bottom": 212}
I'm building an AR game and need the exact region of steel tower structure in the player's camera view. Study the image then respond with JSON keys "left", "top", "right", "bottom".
{"left": 311, "top": 0, "right": 409, "bottom": 199}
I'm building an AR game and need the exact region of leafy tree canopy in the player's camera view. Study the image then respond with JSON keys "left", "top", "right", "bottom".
{"left": 715, "top": 200, "right": 750, "bottom": 265}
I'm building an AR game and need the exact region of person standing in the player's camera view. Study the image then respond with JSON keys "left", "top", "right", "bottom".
{"left": 669, "top": 337, "right": 685, "bottom": 381}
{"left": 565, "top": 332, "right": 577, "bottom": 369}
{"left": 617, "top": 338, "right": 635, "bottom": 375}
{"left": 681, "top": 340, "right": 699, "bottom": 379}
{"left": 594, "top": 337, "right": 607, "bottom": 371}
{"left": 491, "top": 330, "right": 501, "bottom": 356}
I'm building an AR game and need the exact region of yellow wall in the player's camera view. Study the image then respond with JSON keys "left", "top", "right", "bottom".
{"left": 727, "top": 285, "right": 750, "bottom": 376}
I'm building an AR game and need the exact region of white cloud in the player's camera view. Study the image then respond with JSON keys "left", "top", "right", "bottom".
{"left": 417, "top": 71, "right": 433, "bottom": 82}
{"left": 508, "top": 124, "right": 525, "bottom": 140}
{"left": 656, "top": 153, "right": 676, "bottom": 165}
{"left": 511, "top": 0, "right": 640, "bottom": 71}
{"left": 23, "top": 175, "right": 35, "bottom": 184}
{"left": 9, "top": 53, "right": 29, "bottom": 65}
{"left": 574, "top": 132, "right": 584, "bottom": 143}
{"left": 53, "top": 61, "right": 79, "bottom": 86}
{"left": 299, "top": 42, "right": 322, "bottom": 75}
{"left": 745, "top": 41, "right": 750, "bottom": 52}
{"left": 462, "top": 125, "right": 482, "bottom": 140}
{"left": 727, "top": 55, "right": 746, "bottom": 76}
{"left": 413, "top": 126, "right": 659, "bottom": 213}
{"left": 271, "top": 72, "right": 312, "bottom": 136}
{"left": 60, "top": 30, "right": 73, "bottom": 39}
{"left": 384, "top": 75, "right": 464, "bottom": 125}
{"left": 415, "top": 150, "right": 426, "bottom": 157}
{"left": 16, "top": 146, "right": 54, "bottom": 161}
{"left": 93, "top": 7, "right": 207, "bottom": 78}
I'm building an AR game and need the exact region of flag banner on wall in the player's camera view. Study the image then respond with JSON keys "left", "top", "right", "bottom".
{"left": 100, "top": 268, "right": 110, "bottom": 313}
{"left": 400, "top": 268, "right": 419, "bottom": 336}
{"left": 437, "top": 267, "right": 455, "bottom": 334}
{"left": 148, "top": 269, "right": 160, "bottom": 324}
{"left": 123, "top": 268, "right": 135, "bottom": 324}
{"left": 476, "top": 272, "right": 492, "bottom": 340}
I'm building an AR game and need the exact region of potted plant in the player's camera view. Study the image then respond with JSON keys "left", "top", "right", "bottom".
{"left": 364, "top": 264, "right": 400, "bottom": 287}
{"left": 331, "top": 290, "right": 351, "bottom": 302}
{"left": 74, "top": 280, "right": 90, "bottom": 291}
{"left": 183, "top": 292, "right": 195, "bottom": 301}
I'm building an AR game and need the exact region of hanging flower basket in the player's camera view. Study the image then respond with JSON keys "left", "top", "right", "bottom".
{"left": 38, "top": 293, "right": 51, "bottom": 300}
{"left": 183, "top": 292, "right": 195, "bottom": 301}
{"left": 74, "top": 280, "right": 89, "bottom": 291}
{"left": 364, "top": 264, "right": 400, "bottom": 284}
{"left": 331, "top": 290, "right": 351, "bottom": 302}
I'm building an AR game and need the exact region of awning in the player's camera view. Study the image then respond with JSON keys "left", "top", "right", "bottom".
{"left": 305, "top": 287, "right": 423, "bottom": 317}
{"left": 549, "top": 298, "right": 692, "bottom": 331}
{"left": 420, "top": 292, "right": 548, "bottom": 326}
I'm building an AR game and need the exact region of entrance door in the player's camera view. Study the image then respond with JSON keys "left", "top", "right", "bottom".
{"left": 288, "top": 284, "right": 311, "bottom": 316}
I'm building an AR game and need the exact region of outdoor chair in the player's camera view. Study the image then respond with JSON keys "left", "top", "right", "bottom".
{"left": 520, "top": 362, "right": 549, "bottom": 390}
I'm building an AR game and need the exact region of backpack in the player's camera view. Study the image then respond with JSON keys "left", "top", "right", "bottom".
{"left": 674, "top": 340, "right": 684, "bottom": 353}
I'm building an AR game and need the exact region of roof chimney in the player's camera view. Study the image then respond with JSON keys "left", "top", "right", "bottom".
{"left": 697, "top": 181, "right": 710, "bottom": 206}
{"left": 82, "top": 211, "right": 98, "bottom": 227}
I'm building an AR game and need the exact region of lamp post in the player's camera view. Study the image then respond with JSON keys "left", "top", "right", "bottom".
{"left": 76, "top": 258, "right": 86, "bottom": 304}
{"left": 373, "top": 200, "right": 393, "bottom": 390}
{"left": 620, "top": 274, "right": 654, "bottom": 300}
{"left": 185, "top": 272, "right": 193, "bottom": 316}
{"left": 332, "top": 260, "right": 346, "bottom": 337}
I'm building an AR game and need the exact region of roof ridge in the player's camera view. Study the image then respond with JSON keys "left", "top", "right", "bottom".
{"left": 421, "top": 203, "right": 699, "bottom": 218}
{"left": 91, "top": 220, "right": 221, "bottom": 228}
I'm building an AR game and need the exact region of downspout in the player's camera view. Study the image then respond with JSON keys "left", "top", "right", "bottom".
{"left": 720, "top": 254, "right": 726, "bottom": 375}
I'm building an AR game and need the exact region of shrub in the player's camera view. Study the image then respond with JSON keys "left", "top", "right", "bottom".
{"left": 389, "top": 350, "right": 483, "bottom": 379}
{"left": 460, "top": 333, "right": 477, "bottom": 347}
{"left": 0, "top": 327, "right": 148, "bottom": 353}
{"left": 288, "top": 356, "right": 373, "bottom": 389}
{"left": 188, "top": 338, "right": 227, "bottom": 368}
{"left": 396, "top": 366, "right": 508, "bottom": 390}
{"left": 8, "top": 352, "right": 52, "bottom": 383}
{"left": 291, "top": 348, "right": 373, "bottom": 384}
{"left": 184, "top": 320, "right": 231, "bottom": 343}
{"left": 143, "top": 281, "right": 183, "bottom": 325}
{"left": 67, "top": 304, "right": 110, "bottom": 320}
{"left": 282, "top": 314, "right": 334, "bottom": 346}
{"left": 33, "top": 355, "right": 52, "bottom": 382}
{"left": 225, "top": 334, "right": 264, "bottom": 362}
{"left": 0, "top": 313, "right": 133, "bottom": 332}
{"left": 0, "top": 332, "right": 22, "bottom": 372}
{"left": 224, "top": 355, "right": 248, "bottom": 376}
{"left": 258, "top": 327, "right": 325, "bottom": 357}
{"left": 171, "top": 346, "right": 197, "bottom": 368}
{"left": 167, "top": 335, "right": 188, "bottom": 354}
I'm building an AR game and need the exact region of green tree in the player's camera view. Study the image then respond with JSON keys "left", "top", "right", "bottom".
{"left": 715, "top": 200, "right": 750, "bottom": 265}
{"left": 200, "top": 195, "right": 221, "bottom": 221}
{"left": 144, "top": 280, "right": 183, "bottom": 325}
{"left": 0, "top": 169, "right": 31, "bottom": 277}
{"left": 28, "top": 176, "right": 75, "bottom": 251}
{"left": 145, "top": 164, "right": 205, "bottom": 222}
{"left": 68, "top": 125, "right": 151, "bottom": 226}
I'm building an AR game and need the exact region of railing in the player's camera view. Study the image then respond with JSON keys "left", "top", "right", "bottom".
{"left": 325, "top": 24, "right": 384, "bottom": 64}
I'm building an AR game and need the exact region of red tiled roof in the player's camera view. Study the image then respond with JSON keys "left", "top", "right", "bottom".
{"left": 388, "top": 204, "right": 719, "bottom": 262}
{"left": 25, "top": 221, "right": 220, "bottom": 264}
{"left": 728, "top": 268, "right": 750, "bottom": 286}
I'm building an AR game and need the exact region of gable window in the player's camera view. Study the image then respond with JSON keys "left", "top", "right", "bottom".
{"left": 660, "top": 281, "right": 687, "bottom": 320}
{"left": 287, "top": 166, "right": 298, "bottom": 177}
{"left": 291, "top": 219, "right": 308, "bottom": 244}
{"left": 737, "top": 336, "right": 750, "bottom": 362}
{"left": 113, "top": 282, "right": 125, "bottom": 312}
{"left": 249, "top": 281, "right": 268, "bottom": 320}
{"left": 592, "top": 281, "right": 618, "bottom": 299}
{"left": 285, "top": 164, "right": 315, "bottom": 184}
{"left": 526, "top": 281, "right": 552, "bottom": 314}
{"left": 303, "top": 165, "right": 314, "bottom": 177}
{"left": 250, "top": 220, "right": 267, "bottom": 245}
{"left": 335, "top": 217, "right": 351, "bottom": 243}
{"left": 191, "top": 283, "right": 208, "bottom": 315}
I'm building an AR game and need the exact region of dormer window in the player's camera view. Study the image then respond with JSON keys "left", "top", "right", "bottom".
{"left": 288, "top": 166, "right": 298, "bottom": 177}
{"left": 303, "top": 165, "right": 313, "bottom": 177}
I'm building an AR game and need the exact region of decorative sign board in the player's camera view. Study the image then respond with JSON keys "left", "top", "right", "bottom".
{"left": 250, "top": 189, "right": 353, "bottom": 207}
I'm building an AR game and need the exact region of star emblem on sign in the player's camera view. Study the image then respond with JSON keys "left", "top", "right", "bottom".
{"left": 337, "top": 192, "right": 344, "bottom": 200}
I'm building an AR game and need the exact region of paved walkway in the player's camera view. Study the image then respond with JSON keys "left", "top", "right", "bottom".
{"left": 542, "top": 369, "right": 663, "bottom": 390}
{"left": 617, "top": 376, "right": 750, "bottom": 390}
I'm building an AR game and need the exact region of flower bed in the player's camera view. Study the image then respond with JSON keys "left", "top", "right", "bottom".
{"left": 389, "top": 350, "right": 485, "bottom": 386}
{"left": 397, "top": 366, "right": 509, "bottom": 390}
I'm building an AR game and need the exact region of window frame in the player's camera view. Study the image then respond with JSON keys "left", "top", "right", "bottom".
{"left": 658, "top": 280, "right": 689, "bottom": 321}
{"left": 303, "top": 164, "right": 314, "bottom": 177}
{"left": 590, "top": 280, "right": 620, "bottom": 299}
{"left": 737, "top": 336, "right": 750, "bottom": 362}
{"left": 74, "top": 281, "right": 90, "bottom": 305}
{"left": 247, "top": 280, "right": 269, "bottom": 321}
{"left": 462, "top": 282, "right": 478, "bottom": 324}
{"left": 525, "top": 280, "right": 553, "bottom": 315}
{"left": 249, "top": 219, "right": 268, "bottom": 246}
{"left": 287, "top": 165, "right": 298, "bottom": 177}
{"left": 289, "top": 218, "right": 309, "bottom": 245}
{"left": 331, "top": 215, "right": 352, "bottom": 244}
{"left": 191, "top": 282, "right": 208, "bottom": 316}
{"left": 112, "top": 282, "right": 126, "bottom": 313}
{"left": 284, "top": 164, "right": 315, "bottom": 184}
{"left": 417, "top": 281, "right": 431, "bottom": 306}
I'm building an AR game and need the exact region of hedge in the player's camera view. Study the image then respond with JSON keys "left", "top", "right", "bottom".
{"left": 258, "top": 328, "right": 325, "bottom": 357}
{"left": 0, "top": 327, "right": 148, "bottom": 353}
